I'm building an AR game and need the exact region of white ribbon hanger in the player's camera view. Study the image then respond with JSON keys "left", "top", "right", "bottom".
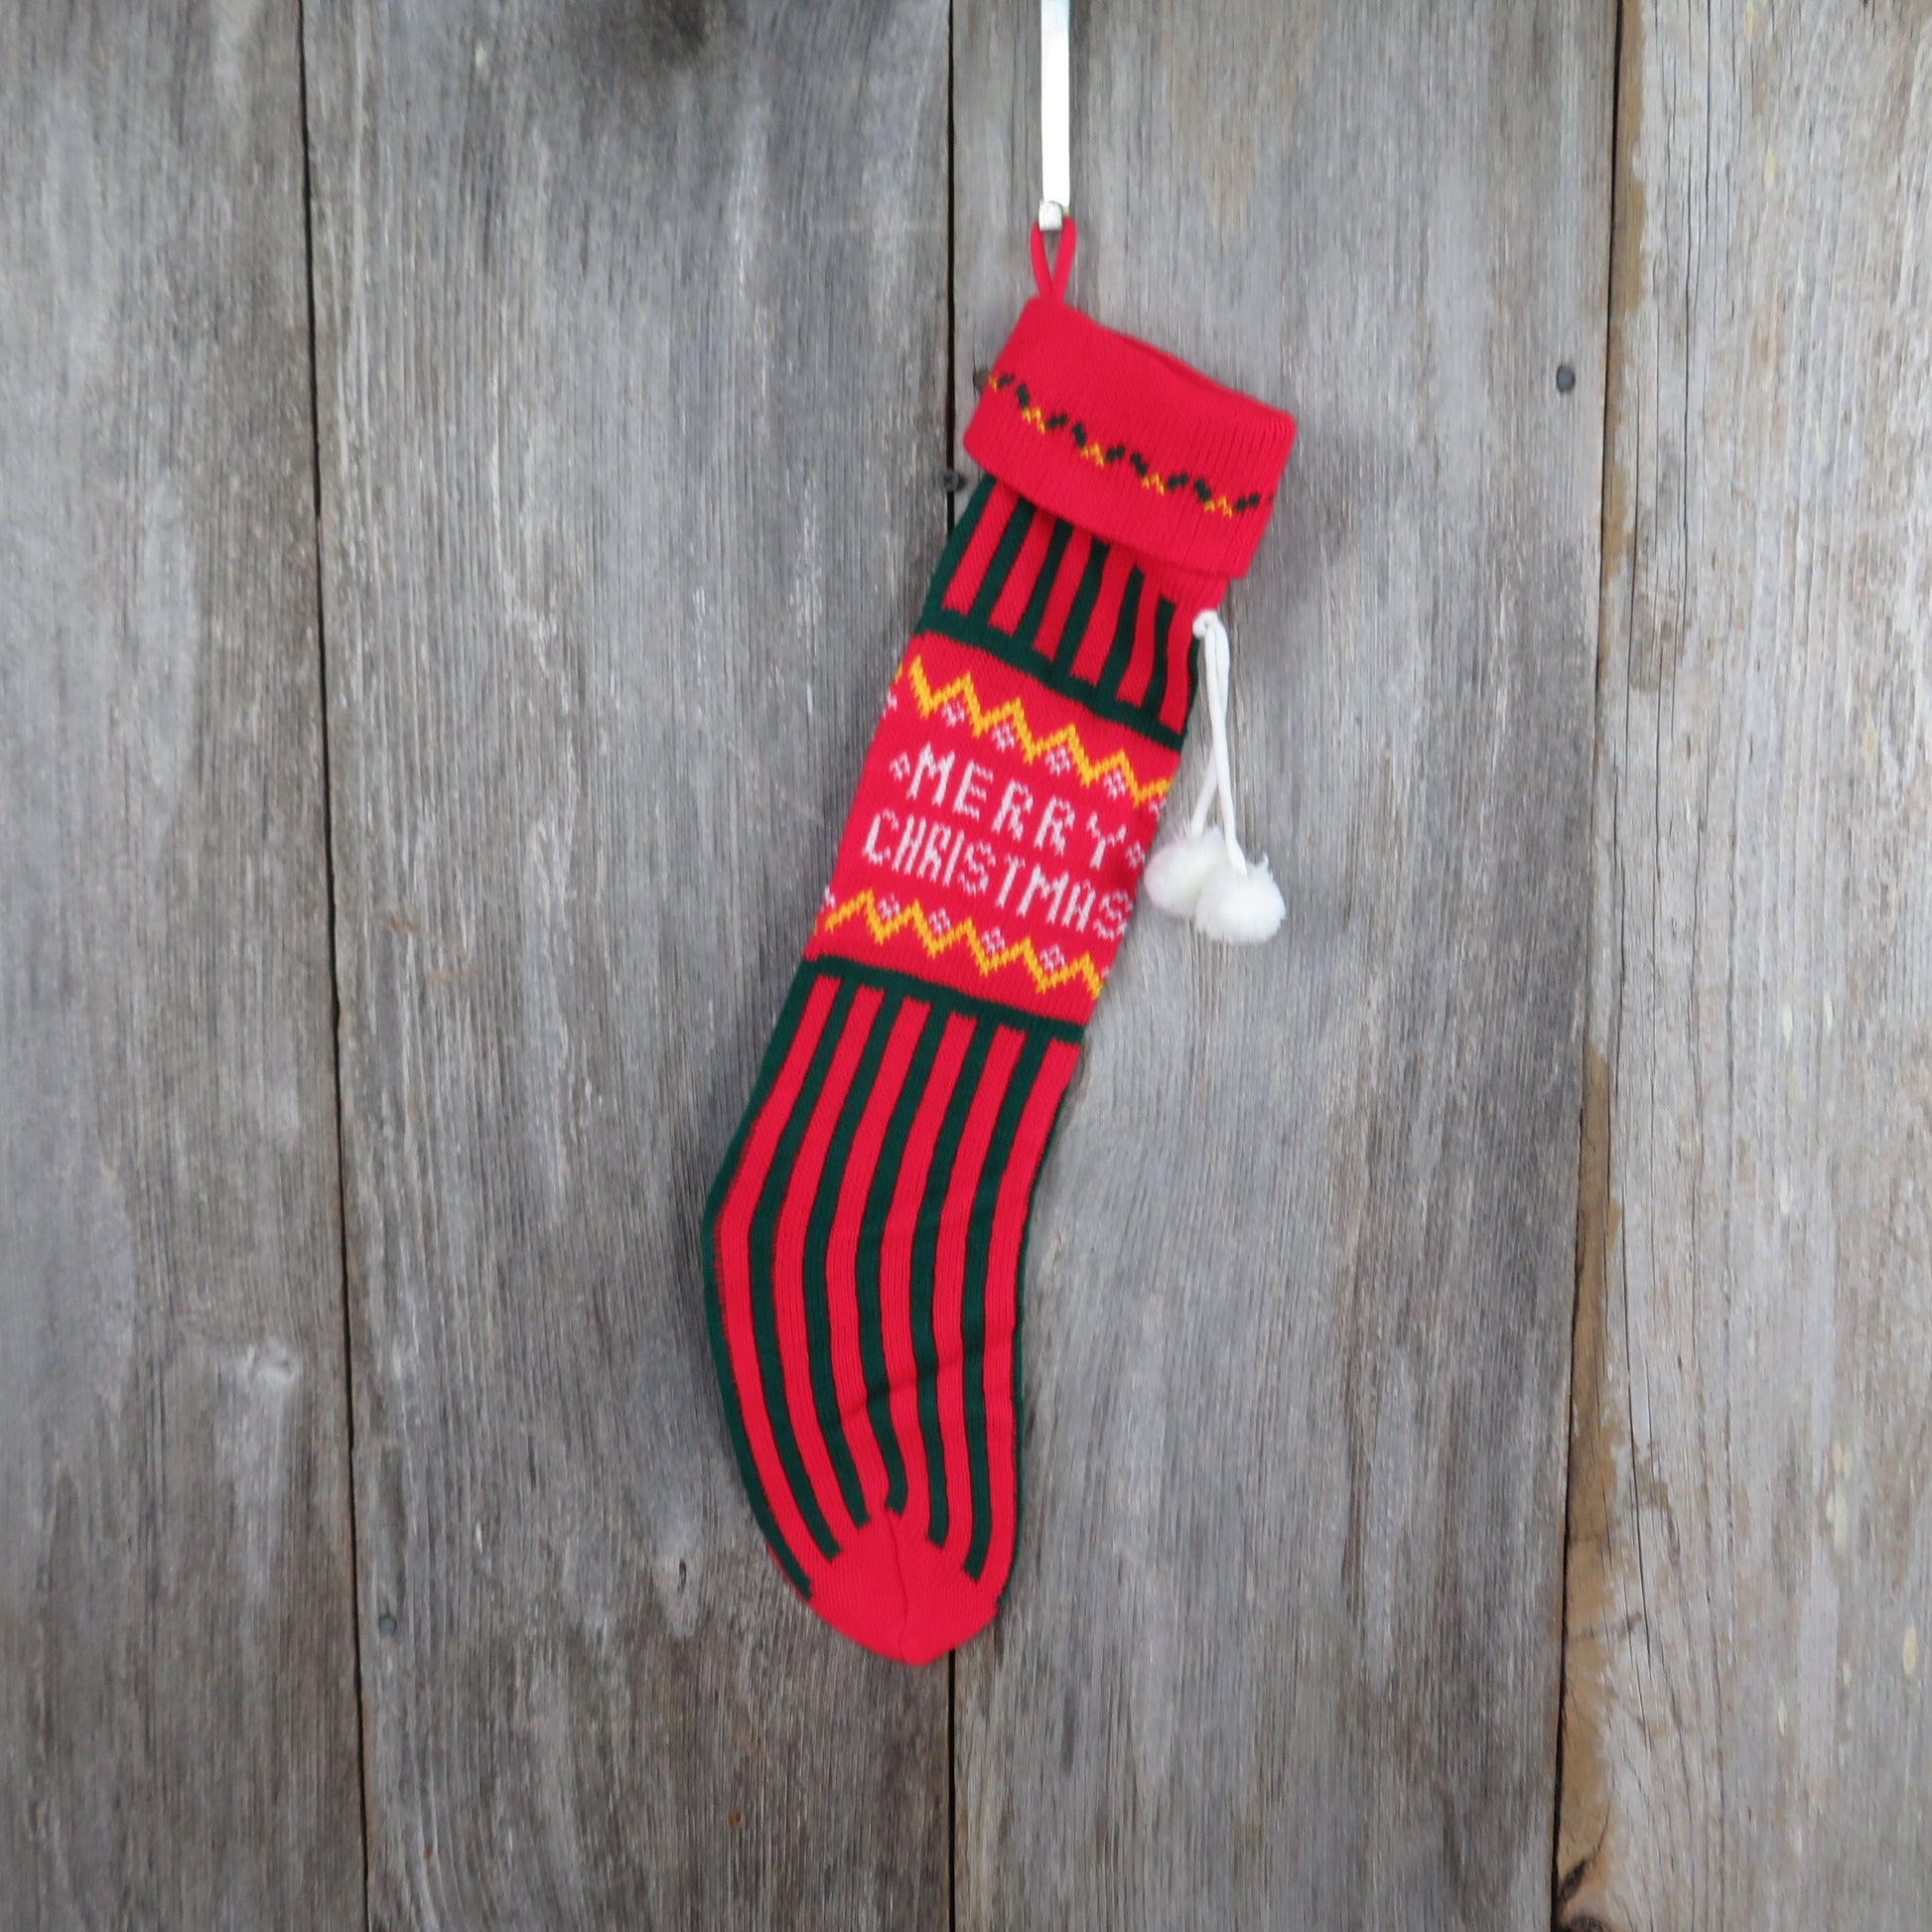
{"left": 1039, "top": 0, "right": 1070, "bottom": 231}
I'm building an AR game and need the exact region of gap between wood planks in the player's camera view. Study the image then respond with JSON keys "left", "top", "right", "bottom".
{"left": 1554, "top": 0, "right": 1630, "bottom": 1923}
{"left": 293, "top": 0, "right": 374, "bottom": 1926}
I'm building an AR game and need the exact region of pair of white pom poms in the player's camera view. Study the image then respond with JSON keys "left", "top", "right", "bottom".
{"left": 1143, "top": 610, "right": 1286, "bottom": 945}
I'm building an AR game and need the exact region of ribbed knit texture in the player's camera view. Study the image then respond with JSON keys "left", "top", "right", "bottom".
{"left": 964, "top": 296, "right": 1297, "bottom": 581}
{"left": 704, "top": 290, "right": 1295, "bottom": 1663}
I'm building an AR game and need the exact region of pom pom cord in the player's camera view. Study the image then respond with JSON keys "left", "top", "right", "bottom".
{"left": 1184, "top": 611, "right": 1252, "bottom": 876}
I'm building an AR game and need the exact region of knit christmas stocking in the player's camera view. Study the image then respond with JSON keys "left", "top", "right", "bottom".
{"left": 703, "top": 240, "right": 1295, "bottom": 1663}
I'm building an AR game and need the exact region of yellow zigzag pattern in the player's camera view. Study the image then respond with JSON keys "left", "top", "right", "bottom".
{"left": 904, "top": 656, "right": 1169, "bottom": 807}
{"left": 819, "top": 891, "right": 1103, "bottom": 1002}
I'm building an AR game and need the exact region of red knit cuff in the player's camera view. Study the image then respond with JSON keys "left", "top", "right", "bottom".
{"left": 962, "top": 297, "right": 1297, "bottom": 584}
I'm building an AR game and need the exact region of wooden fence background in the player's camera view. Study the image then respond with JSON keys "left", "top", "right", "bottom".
{"left": 4, "top": 0, "right": 1930, "bottom": 1926}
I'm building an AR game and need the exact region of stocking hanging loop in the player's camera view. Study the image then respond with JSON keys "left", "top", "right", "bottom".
{"left": 1030, "top": 213, "right": 1077, "bottom": 302}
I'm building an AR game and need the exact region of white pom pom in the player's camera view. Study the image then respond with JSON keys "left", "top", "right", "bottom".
{"left": 1194, "top": 855, "right": 1286, "bottom": 944}
{"left": 1144, "top": 827, "right": 1229, "bottom": 918}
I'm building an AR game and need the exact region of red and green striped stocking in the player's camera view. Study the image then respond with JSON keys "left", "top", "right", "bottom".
{"left": 703, "top": 240, "right": 1295, "bottom": 1662}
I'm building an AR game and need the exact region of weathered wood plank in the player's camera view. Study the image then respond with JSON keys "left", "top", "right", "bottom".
{"left": 953, "top": 3, "right": 1614, "bottom": 1924}
{"left": 1559, "top": 5, "right": 1932, "bottom": 1926}
{"left": 304, "top": 1, "right": 950, "bottom": 1922}
{"left": 0, "top": 4, "right": 363, "bottom": 1927}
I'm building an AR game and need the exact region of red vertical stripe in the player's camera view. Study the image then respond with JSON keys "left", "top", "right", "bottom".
{"left": 878, "top": 1015, "right": 975, "bottom": 1533}
{"left": 770, "top": 987, "right": 883, "bottom": 1548}
{"left": 931, "top": 1027, "right": 1025, "bottom": 1558}
{"left": 942, "top": 482, "right": 1018, "bottom": 614}
{"left": 1070, "top": 547, "right": 1133, "bottom": 682}
{"left": 713, "top": 978, "right": 841, "bottom": 1582}
{"left": 1032, "top": 527, "right": 1092, "bottom": 661}
{"left": 1159, "top": 611, "right": 1195, "bottom": 735}
{"left": 975, "top": 1038, "right": 1079, "bottom": 1590}
{"left": 824, "top": 1000, "right": 929, "bottom": 1510}
{"left": 987, "top": 505, "right": 1055, "bottom": 633}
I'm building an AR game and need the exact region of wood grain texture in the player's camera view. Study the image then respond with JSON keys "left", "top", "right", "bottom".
{"left": 1560, "top": 4, "right": 1932, "bottom": 1926}
{"left": 304, "top": 0, "right": 951, "bottom": 1923}
{"left": 953, "top": 2, "right": 1613, "bottom": 1925}
{"left": 0, "top": 3, "right": 363, "bottom": 1927}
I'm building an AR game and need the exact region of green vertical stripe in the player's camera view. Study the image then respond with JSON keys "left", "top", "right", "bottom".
{"left": 1050, "top": 537, "right": 1110, "bottom": 668}
{"left": 1011, "top": 517, "right": 1073, "bottom": 654}
{"left": 857, "top": 1003, "right": 941, "bottom": 1512}
{"left": 918, "top": 474, "right": 996, "bottom": 631}
{"left": 1143, "top": 596, "right": 1180, "bottom": 724}
{"left": 700, "top": 966, "right": 822, "bottom": 1597}
{"left": 970, "top": 499, "right": 1035, "bottom": 626}
{"left": 912, "top": 1022, "right": 993, "bottom": 1549}
{"left": 801, "top": 991, "right": 897, "bottom": 1529}
{"left": 747, "top": 978, "right": 855, "bottom": 1563}
{"left": 961, "top": 1031, "right": 1049, "bottom": 1580}
{"left": 1096, "top": 566, "right": 1143, "bottom": 702}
